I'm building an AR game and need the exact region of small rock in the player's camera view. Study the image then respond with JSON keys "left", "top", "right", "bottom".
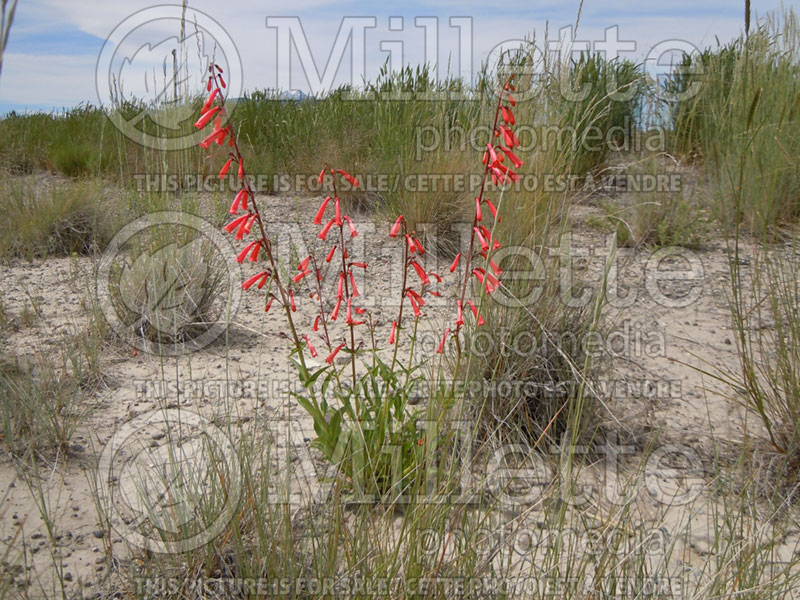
{"left": 92, "top": 530, "right": 105, "bottom": 539}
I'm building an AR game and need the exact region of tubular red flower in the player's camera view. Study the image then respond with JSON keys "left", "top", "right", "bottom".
{"left": 408, "top": 293, "right": 421, "bottom": 317}
{"left": 337, "top": 273, "right": 344, "bottom": 299}
{"left": 292, "top": 270, "right": 310, "bottom": 283}
{"left": 298, "top": 256, "right": 311, "bottom": 272}
{"left": 350, "top": 261, "right": 367, "bottom": 269}
{"left": 485, "top": 271, "right": 500, "bottom": 294}
{"left": 244, "top": 214, "right": 257, "bottom": 236}
{"left": 314, "top": 197, "right": 331, "bottom": 225}
{"left": 489, "top": 259, "right": 502, "bottom": 276}
{"left": 436, "top": 328, "right": 451, "bottom": 354}
{"left": 219, "top": 157, "right": 233, "bottom": 179}
{"left": 218, "top": 74, "right": 226, "bottom": 88}
{"left": 317, "top": 168, "right": 326, "bottom": 184}
{"left": 229, "top": 189, "right": 248, "bottom": 214}
{"left": 313, "top": 315, "right": 320, "bottom": 331}
{"left": 499, "top": 146, "right": 523, "bottom": 169}
{"left": 389, "top": 215, "right": 403, "bottom": 237}
{"left": 331, "top": 298, "right": 342, "bottom": 320}
{"left": 405, "top": 234, "right": 418, "bottom": 253}
{"left": 410, "top": 260, "right": 430, "bottom": 285}
{"left": 200, "top": 128, "right": 225, "bottom": 149}
{"left": 325, "top": 246, "right": 337, "bottom": 262}
{"left": 388, "top": 320, "right": 397, "bottom": 344}
{"left": 507, "top": 92, "right": 516, "bottom": 106}
{"left": 474, "top": 227, "right": 489, "bottom": 252}
{"left": 289, "top": 289, "right": 297, "bottom": 312}
{"left": 472, "top": 268, "right": 485, "bottom": 284}
{"left": 406, "top": 288, "right": 426, "bottom": 307}
{"left": 318, "top": 217, "right": 336, "bottom": 240}
{"left": 265, "top": 297, "right": 274, "bottom": 312}
{"left": 337, "top": 169, "right": 358, "bottom": 188}
{"left": 413, "top": 236, "right": 425, "bottom": 255}
{"left": 242, "top": 271, "right": 269, "bottom": 290}
{"left": 201, "top": 88, "right": 219, "bottom": 113}
{"left": 325, "top": 343, "right": 345, "bottom": 364}
{"left": 456, "top": 300, "right": 464, "bottom": 326}
{"left": 237, "top": 240, "right": 260, "bottom": 263}
{"left": 238, "top": 160, "right": 245, "bottom": 179}
{"left": 302, "top": 335, "right": 317, "bottom": 358}
{"left": 466, "top": 299, "right": 485, "bottom": 325}
{"left": 485, "top": 198, "right": 500, "bottom": 221}
{"left": 486, "top": 143, "right": 499, "bottom": 164}
{"left": 194, "top": 106, "right": 220, "bottom": 129}
{"left": 224, "top": 213, "right": 249, "bottom": 233}
{"left": 248, "top": 241, "right": 262, "bottom": 262}
{"left": 349, "top": 270, "right": 359, "bottom": 297}
{"left": 334, "top": 197, "right": 342, "bottom": 225}
{"left": 450, "top": 253, "right": 461, "bottom": 273}
{"left": 475, "top": 197, "right": 482, "bottom": 221}
{"left": 344, "top": 215, "right": 358, "bottom": 237}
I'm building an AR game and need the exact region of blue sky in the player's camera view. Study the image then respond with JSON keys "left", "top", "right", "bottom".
{"left": 0, "top": 1, "right": 796, "bottom": 114}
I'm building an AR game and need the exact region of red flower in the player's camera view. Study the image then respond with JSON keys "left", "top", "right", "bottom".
{"left": 331, "top": 298, "right": 342, "bottom": 320}
{"left": 337, "top": 272, "right": 344, "bottom": 299}
{"left": 349, "top": 270, "right": 359, "bottom": 297}
{"left": 242, "top": 271, "right": 269, "bottom": 290}
{"left": 238, "top": 160, "right": 245, "bottom": 179}
{"left": 265, "top": 297, "right": 274, "bottom": 313}
{"left": 389, "top": 215, "right": 403, "bottom": 237}
{"left": 302, "top": 335, "right": 317, "bottom": 358}
{"left": 466, "top": 299, "right": 485, "bottom": 325}
{"left": 229, "top": 189, "right": 248, "bottom": 214}
{"left": 474, "top": 227, "right": 489, "bottom": 252}
{"left": 410, "top": 260, "right": 430, "bottom": 285}
{"left": 314, "top": 197, "right": 331, "bottom": 225}
{"left": 298, "top": 255, "right": 311, "bottom": 272}
{"left": 456, "top": 300, "right": 464, "bottom": 326}
{"left": 436, "top": 328, "right": 451, "bottom": 354}
{"left": 388, "top": 320, "right": 397, "bottom": 344}
{"left": 317, "top": 167, "right": 326, "bottom": 184}
{"left": 194, "top": 106, "right": 220, "bottom": 129}
{"left": 485, "top": 198, "right": 500, "bottom": 221}
{"left": 219, "top": 157, "right": 233, "bottom": 179}
{"left": 337, "top": 169, "right": 358, "bottom": 188}
{"left": 224, "top": 213, "right": 249, "bottom": 233}
{"left": 450, "top": 253, "right": 461, "bottom": 273}
{"left": 201, "top": 88, "right": 219, "bottom": 113}
{"left": 237, "top": 240, "right": 260, "bottom": 263}
{"left": 325, "top": 246, "right": 337, "bottom": 262}
{"left": 325, "top": 342, "right": 345, "bottom": 364}
{"left": 344, "top": 215, "right": 358, "bottom": 237}
{"left": 408, "top": 293, "right": 421, "bottom": 317}
{"left": 313, "top": 315, "right": 320, "bottom": 331}
{"left": 475, "top": 197, "right": 482, "bottom": 221}
{"left": 289, "top": 289, "right": 297, "bottom": 312}
{"left": 318, "top": 218, "right": 336, "bottom": 240}
{"left": 292, "top": 270, "right": 310, "bottom": 283}
{"left": 499, "top": 146, "right": 523, "bottom": 169}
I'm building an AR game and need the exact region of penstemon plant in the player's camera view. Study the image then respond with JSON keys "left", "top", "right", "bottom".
{"left": 195, "top": 64, "right": 522, "bottom": 499}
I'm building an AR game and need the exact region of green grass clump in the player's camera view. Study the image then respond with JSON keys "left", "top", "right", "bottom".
{"left": 0, "top": 176, "right": 121, "bottom": 259}
{"left": 667, "top": 8, "right": 800, "bottom": 234}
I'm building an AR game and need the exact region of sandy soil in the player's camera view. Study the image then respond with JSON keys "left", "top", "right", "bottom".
{"left": 0, "top": 184, "right": 797, "bottom": 598}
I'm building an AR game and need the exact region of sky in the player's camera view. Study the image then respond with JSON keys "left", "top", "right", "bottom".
{"left": 0, "top": 0, "right": 796, "bottom": 114}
